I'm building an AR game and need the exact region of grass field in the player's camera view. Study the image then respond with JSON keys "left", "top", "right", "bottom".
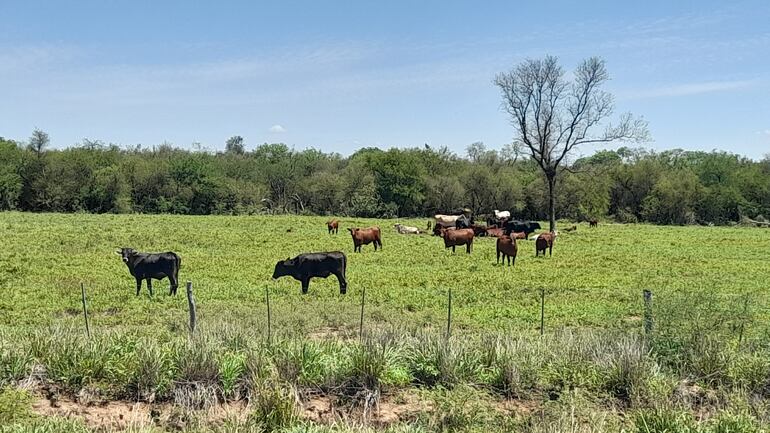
{"left": 1, "top": 212, "right": 768, "bottom": 335}
{"left": 3, "top": 212, "right": 770, "bottom": 433}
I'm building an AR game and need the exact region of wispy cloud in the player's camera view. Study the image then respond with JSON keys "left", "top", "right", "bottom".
{"left": 621, "top": 80, "right": 757, "bottom": 100}
{"left": 269, "top": 124, "right": 286, "bottom": 133}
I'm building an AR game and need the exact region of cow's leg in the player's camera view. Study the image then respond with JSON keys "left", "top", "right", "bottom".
{"left": 146, "top": 278, "right": 153, "bottom": 296}
{"left": 169, "top": 273, "right": 178, "bottom": 296}
{"left": 301, "top": 278, "right": 310, "bottom": 294}
{"left": 467, "top": 242, "right": 472, "bottom": 254}
{"left": 496, "top": 249, "right": 500, "bottom": 264}
{"left": 452, "top": 245, "right": 456, "bottom": 253}
{"left": 135, "top": 278, "right": 142, "bottom": 296}
{"left": 511, "top": 255, "right": 516, "bottom": 267}
{"left": 335, "top": 272, "right": 347, "bottom": 295}
{"left": 549, "top": 245, "right": 553, "bottom": 256}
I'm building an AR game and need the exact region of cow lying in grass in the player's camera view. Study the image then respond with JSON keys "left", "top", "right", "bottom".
{"left": 117, "top": 248, "right": 181, "bottom": 296}
{"left": 394, "top": 223, "right": 421, "bottom": 234}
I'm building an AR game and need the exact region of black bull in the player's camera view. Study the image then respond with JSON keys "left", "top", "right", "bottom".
{"left": 118, "top": 248, "right": 181, "bottom": 296}
{"left": 272, "top": 251, "right": 348, "bottom": 294}
{"left": 503, "top": 221, "right": 542, "bottom": 239}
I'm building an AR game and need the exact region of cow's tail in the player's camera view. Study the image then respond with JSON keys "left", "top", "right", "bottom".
{"left": 342, "top": 253, "right": 347, "bottom": 279}
{"left": 173, "top": 252, "right": 182, "bottom": 279}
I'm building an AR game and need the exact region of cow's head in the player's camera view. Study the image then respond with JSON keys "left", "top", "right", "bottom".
{"left": 272, "top": 257, "right": 295, "bottom": 280}
{"left": 116, "top": 247, "right": 135, "bottom": 263}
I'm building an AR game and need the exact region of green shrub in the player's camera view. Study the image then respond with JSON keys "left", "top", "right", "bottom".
{"left": 0, "top": 387, "right": 33, "bottom": 424}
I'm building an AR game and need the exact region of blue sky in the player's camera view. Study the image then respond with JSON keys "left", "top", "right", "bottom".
{"left": 1, "top": 1, "right": 769, "bottom": 159}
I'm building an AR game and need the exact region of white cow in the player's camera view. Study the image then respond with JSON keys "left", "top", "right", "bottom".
{"left": 394, "top": 223, "right": 421, "bottom": 234}
{"left": 494, "top": 210, "right": 511, "bottom": 220}
{"left": 434, "top": 214, "right": 460, "bottom": 227}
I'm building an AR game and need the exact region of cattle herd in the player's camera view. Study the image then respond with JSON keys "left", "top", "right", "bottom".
{"left": 118, "top": 213, "right": 599, "bottom": 296}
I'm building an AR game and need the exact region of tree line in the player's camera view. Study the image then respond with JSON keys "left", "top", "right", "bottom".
{"left": 1, "top": 131, "right": 768, "bottom": 226}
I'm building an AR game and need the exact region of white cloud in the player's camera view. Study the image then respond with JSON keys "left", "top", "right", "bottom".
{"left": 269, "top": 124, "right": 286, "bottom": 133}
{"left": 622, "top": 80, "right": 757, "bottom": 100}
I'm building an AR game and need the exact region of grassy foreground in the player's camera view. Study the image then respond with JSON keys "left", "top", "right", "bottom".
{"left": 2, "top": 212, "right": 770, "bottom": 432}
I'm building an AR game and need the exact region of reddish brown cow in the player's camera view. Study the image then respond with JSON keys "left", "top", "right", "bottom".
{"left": 441, "top": 228, "right": 474, "bottom": 254}
{"left": 511, "top": 231, "right": 526, "bottom": 240}
{"left": 485, "top": 227, "right": 505, "bottom": 238}
{"left": 327, "top": 219, "right": 339, "bottom": 234}
{"left": 496, "top": 235, "right": 518, "bottom": 266}
{"left": 348, "top": 227, "right": 382, "bottom": 252}
{"left": 535, "top": 232, "right": 556, "bottom": 257}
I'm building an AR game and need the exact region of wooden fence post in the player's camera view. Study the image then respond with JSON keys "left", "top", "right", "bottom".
{"left": 80, "top": 282, "right": 91, "bottom": 339}
{"left": 540, "top": 289, "right": 545, "bottom": 336}
{"left": 643, "top": 290, "right": 653, "bottom": 335}
{"left": 186, "top": 281, "right": 196, "bottom": 335}
{"left": 266, "top": 286, "right": 272, "bottom": 345}
{"left": 359, "top": 287, "right": 366, "bottom": 341}
{"left": 446, "top": 288, "right": 452, "bottom": 341}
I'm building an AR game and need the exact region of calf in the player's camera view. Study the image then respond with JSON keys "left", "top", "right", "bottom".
{"left": 535, "top": 232, "right": 557, "bottom": 257}
{"left": 348, "top": 227, "right": 382, "bottom": 252}
{"left": 272, "top": 251, "right": 347, "bottom": 294}
{"left": 441, "top": 228, "right": 474, "bottom": 253}
{"left": 117, "top": 248, "right": 181, "bottom": 296}
{"left": 327, "top": 219, "right": 339, "bottom": 234}
{"left": 496, "top": 235, "right": 518, "bottom": 266}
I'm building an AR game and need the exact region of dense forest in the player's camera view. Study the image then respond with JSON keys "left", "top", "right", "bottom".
{"left": 1, "top": 131, "right": 768, "bottom": 225}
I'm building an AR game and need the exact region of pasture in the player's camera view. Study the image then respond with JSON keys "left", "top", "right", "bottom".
{"left": 1, "top": 212, "right": 768, "bottom": 336}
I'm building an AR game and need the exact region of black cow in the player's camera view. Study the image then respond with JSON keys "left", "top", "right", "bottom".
{"left": 503, "top": 220, "right": 542, "bottom": 239}
{"left": 272, "top": 251, "right": 347, "bottom": 294}
{"left": 117, "top": 248, "right": 181, "bottom": 296}
{"left": 454, "top": 214, "right": 474, "bottom": 229}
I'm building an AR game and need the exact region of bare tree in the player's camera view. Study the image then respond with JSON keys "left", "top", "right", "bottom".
{"left": 494, "top": 56, "right": 649, "bottom": 230}
{"left": 28, "top": 128, "right": 49, "bottom": 159}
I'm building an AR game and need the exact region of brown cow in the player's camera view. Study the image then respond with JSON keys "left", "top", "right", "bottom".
{"left": 511, "top": 231, "right": 527, "bottom": 240}
{"left": 496, "top": 235, "right": 518, "bottom": 266}
{"left": 485, "top": 227, "right": 505, "bottom": 238}
{"left": 327, "top": 219, "right": 339, "bottom": 234}
{"left": 348, "top": 227, "right": 382, "bottom": 252}
{"left": 441, "top": 228, "right": 474, "bottom": 254}
{"left": 535, "top": 232, "right": 557, "bottom": 257}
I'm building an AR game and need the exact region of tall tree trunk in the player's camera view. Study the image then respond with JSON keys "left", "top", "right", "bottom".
{"left": 547, "top": 173, "right": 556, "bottom": 232}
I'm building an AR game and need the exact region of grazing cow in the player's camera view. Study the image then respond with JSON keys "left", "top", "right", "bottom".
{"left": 496, "top": 235, "right": 518, "bottom": 266}
{"left": 535, "top": 232, "right": 557, "bottom": 257}
{"left": 327, "top": 219, "right": 339, "bottom": 234}
{"left": 589, "top": 219, "right": 598, "bottom": 228}
{"left": 563, "top": 225, "right": 577, "bottom": 232}
{"left": 348, "top": 227, "right": 382, "bottom": 252}
{"left": 272, "top": 251, "right": 347, "bottom": 294}
{"left": 494, "top": 210, "right": 511, "bottom": 220}
{"left": 441, "top": 228, "right": 474, "bottom": 253}
{"left": 485, "top": 227, "right": 505, "bottom": 238}
{"left": 503, "top": 220, "right": 542, "bottom": 239}
{"left": 394, "top": 223, "right": 421, "bottom": 234}
{"left": 117, "top": 248, "right": 181, "bottom": 296}
{"left": 511, "top": 231, "right": 527, "bottom": 240}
